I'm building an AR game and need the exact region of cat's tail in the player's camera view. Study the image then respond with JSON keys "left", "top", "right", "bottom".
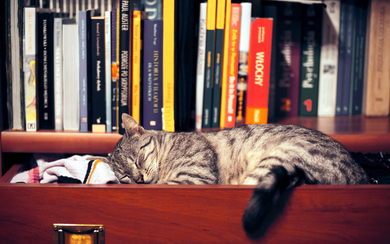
{"left": 242, "top": 163, "right": 304, "bottom": 239}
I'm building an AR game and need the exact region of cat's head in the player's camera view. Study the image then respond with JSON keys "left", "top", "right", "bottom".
{"left": 132, "top": 134, "right": 160, "bottom": 184}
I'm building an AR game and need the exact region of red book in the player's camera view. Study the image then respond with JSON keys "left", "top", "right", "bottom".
{"left": 245, "top": 18, "right": 273, "bottom": 124}
{"left": 224, "top": 4, "right": 241, "bottom": 128}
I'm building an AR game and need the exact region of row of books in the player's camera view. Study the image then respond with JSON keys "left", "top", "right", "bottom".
{"left": 195, "top": 0, "right": 390, "bottom": 130}
{"left": 6, "top": 0, "right": 176, "bottom": 134}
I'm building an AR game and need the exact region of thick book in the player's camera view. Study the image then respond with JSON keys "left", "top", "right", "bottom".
{"left": 235, "top": 3, "right": 251, "bottom": 127}
{"left": 53, "top": 17, "right": 64, "bottom": 130}
{"left": 349, "top": 1, "right": 367, "bottom": 115}
{"left": 318, "top": 0, "right": 340, "bottom": 117}
{"left": 111, "top": 8, "right": 119, "bottom": 132}
{"left": 211, "top": 0, "right": 226, "bottom": 128}
{"left": 90, "top": 17, "right": 106, "bottom": 133}
{"left": 195, "top": 3, "right": 207, "bottom": 131}
{"left": 143, "top": 13, "right": 163, "bottom": 130}
{"left": 363, "top": 0, "right": 390, "bottom": 116}
{"left": 62, "top": 21, "right": 80, "bottom": 131}
{"left": 274, "top": 2, "right": 302, "bottom": 118}
{"left": 298, "top": 4, "right": 323, "bottom": 116}
{"left": 162, "top": 0, "right": 175, "bottom": 132}
{"left": 201, "top": 0, "right": 217, "bottom": 129}
{"left": 37, "top": 10, "right": 55, "bottom": 130}
{"left": 223, "top": 3, "right": 241, "bottom": 128}
{"left": 105, "top": 11, "right": 112, "bottom": 133}
{"left": 78, "top": 10, "right": 92, "bottom": 132}
{"left": 219, "top": 0, "right": 231, "bottom": 129}
{"left": 245, "top": 18, "right": 273, "bottom": 125}
{"left": 132, "top": 10, "right": 141, "bottom": 124}
{"left": 23, "top": 7, "right": 37, "bottom": 132}
{"left": 118, "top": 0, "right": 131, "bottom": 134}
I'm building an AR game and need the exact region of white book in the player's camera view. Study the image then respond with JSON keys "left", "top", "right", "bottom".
{"left": 23, "top": 7, "right": 37, "bottom": 132}
{"left": 317, "top": 0, "right": 340, "bottom": 117}
{"left": 195, "top": 3, "right": 207, "bottom": 130}
{"left": 63, "top": 22, "right": 80, "bottom": 131}
{"left": 54, "top": 17, "right": 64, "bottom": 130}
{"left": 105, "top": 11, "right": 112, "bottom": 133}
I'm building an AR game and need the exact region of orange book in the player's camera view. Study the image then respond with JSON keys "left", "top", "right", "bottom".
{"left": 223, "top": 3, "right": 241, "bottom": 128}
{"left": 245, "top": 18, "right": 273, "bottom": 124}
{"left": 132, "top": 10, "right": 141, "bottom": 123}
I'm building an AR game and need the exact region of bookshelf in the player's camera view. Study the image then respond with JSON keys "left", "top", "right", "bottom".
{"left": 0, "top": 0, "right": 390, "bottom": 243}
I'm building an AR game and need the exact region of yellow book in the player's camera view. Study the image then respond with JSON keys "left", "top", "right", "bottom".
{"left": 220, "top": 0, "right": 231, "bottom": 129}
{"left": 132, "top": 10, "right": 141, "bottom": 123}
{"left": 163, "top": 0, "right": 175, "bottom": 132}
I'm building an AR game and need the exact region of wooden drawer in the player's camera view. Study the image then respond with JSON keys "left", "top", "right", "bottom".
{"left": 0, "top": 165, "right": 389, "bottom": 243}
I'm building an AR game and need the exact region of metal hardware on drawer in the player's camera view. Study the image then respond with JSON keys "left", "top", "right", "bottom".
{"left": 52, "top": 224, "right": 105, "bottom": 244}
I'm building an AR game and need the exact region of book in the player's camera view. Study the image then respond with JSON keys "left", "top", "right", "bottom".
{"left": 219, "top": 0, "right": 231, "bottom": 129}
{"left": 349, "top": 1, "right": 368, "bottom": 115}
{"left": 195, "top": 2, "right": 207, "bottom": 131}
{"left": 132, "top": 10, "right": 141, "bottom": 124}
{"left": 211, "top": 0, "right": 226, "bottom": 128}
{"left": 111, "top": 8, "right": 119, "bottom": 132}
{"left": 235, "top": 2, "right": 251, "bottom": 127}
{"left": 37, "top": 10, "right": 55, "bottom": 130}
{"left": 144, "top": 0, "right": 162, "bottom": 20}
{"left": 245, "top": 18, "right": 273, "bottom": 125}
{"left": 201, "top": 0, "right": 217, "bottom": 129}
{"left": 62, "top": 21, "right": 80, "bottom": 131}
{"left": 363, "top": 0, "right": 390, "bottom": 116}
{"left": 317, "top": 0, "right": 340, "bottom": 117}
{"left": 223, "top": 3, "right": 241, "bottom": 128}
{"left": 163, "top": 0, "right": 175, "bottom": 132}
{"left": 53, "top": 17, "right": 64, "bottom": 131}
{"left": 90, "top": 16, "right": 106, "bottom": 133}
{"left": 335, "top": 0, "right": 346, "bottom": 116}
{"left": 105, "top": 11, "right": 112, "bottom": 133}
{"left": 79, "top": 10, "right": 92, "bottom": 132}
{"left": 118, "top": 0, "right": 131, "bottom": 134}
{"left": 274, "top": 2, "right": 302, "bottom": 118}
{"left": 23, "top": 7, "right": 37, "bottom": 132}
{"left": 298, "top": 4, "right": 323, "bottom": 116}
{"left": 142, "top": 0, "right": 163, "bottom": 130}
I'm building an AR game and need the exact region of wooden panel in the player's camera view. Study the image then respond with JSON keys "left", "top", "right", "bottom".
{"left": 0, "top": 184, "right": 389, "bottom": 243}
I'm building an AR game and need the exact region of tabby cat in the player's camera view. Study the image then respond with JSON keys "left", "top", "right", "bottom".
{"left": 95, "top": 113, "right": 369, "bottom": 238}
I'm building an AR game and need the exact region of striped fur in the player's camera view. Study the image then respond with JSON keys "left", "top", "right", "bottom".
{"left": 101, "top": 114, "right": 369, "bottom": 238}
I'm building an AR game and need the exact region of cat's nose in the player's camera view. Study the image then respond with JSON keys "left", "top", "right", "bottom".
{"left": 136, "top": 175, "right": 144, "bottom": 184}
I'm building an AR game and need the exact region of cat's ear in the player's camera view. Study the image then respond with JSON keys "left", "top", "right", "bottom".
{"left": 122, "top": 113, "right": 145, "bottom": 135}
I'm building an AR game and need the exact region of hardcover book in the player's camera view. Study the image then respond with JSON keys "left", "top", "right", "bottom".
{"left": 298, "top": 4, "right": 322, "bottom": 116}
{"left": 54, "top": 17, "right": 64, "bottom": 130}
{"left": 105, "top": 11, "right": 112, "bottom": 133}
{"left": 245, "top": 18, "right": 273, "bottom": 125}
{"left": 318, "top": 0, "right": 340, "bottom": 117}
{"left": 111, "top": 8, "right": 119, "bottom": 132}
{"left": 274, "top": 2, "right": 302, "bottom": 118}
{"left": 335, "top": 0, "right": 347, "bottom": 116}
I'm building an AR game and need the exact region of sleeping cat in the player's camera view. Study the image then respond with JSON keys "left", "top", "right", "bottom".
{"left": 95, "top": 113, "right": 369, "bottom": 238}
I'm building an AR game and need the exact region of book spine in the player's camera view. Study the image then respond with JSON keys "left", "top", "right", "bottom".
{"left": 119, "top": 0, "right": 131, "bottom": 134}
{"left": 195, "top": 3, "right": 207, "bottom": 130}
{"left": 201, "top": 0, "right": 216, "bottom": 129}
{"left": 54, "top": 18, "right": 63, "bottom": 130}
{"left": 143, "top": 20, "right": 163, "bottom": 130}
{"left": 224, "top": 4, "right": 241, "bottom": 128}
{"left": 363, "top": 0, "right": 390, "bottom": 116}
{"left": 105, "top": 11, "right": 112, "bottom": 133}
{"left": 299, "top": 4, "right": 322, "bottom": 116}
{"left": 79, "top": 11, "right": 90, "bottom": 132}
{"left": 91, "top": 18, "right": 106, "bottom": 133}
{"left": 274, "top": 2, "right": 302, "bottom": 118}
{"left": 245, "top": 18, "right": 273, "bottom": 125}
{"left": 335, "top": 1, "right": 346, "bottom": 116}
{"left": 37, "top": 12, "right": 55, "bottom": 129}
{"left": 24, "top": 7, "right": 37, "bottom": 132}
{"left": 163, "top": 0, "right": 175, "bottom": 132}
{"left": 132, "top": 10, "right": 141, "bottom": 124}
{"left": 211, "top": 0, "right": 226, "bottom": 128}
{"left": 111, "top": 9, "right": 118, "bottom": 132}
{"left": 235, "top": 3, "right": 251, "bottom": 127}
{"left": 318, "top": 0, "right": 340, "bottom": 117}
{"left": 219, "top": 0, "right": 231, "bottom": 129}
{"left": 341, "top": 0, "right": 355, "bottom": 115}
{"left": 350, "top": 1, "right": 367, "bottom": 115}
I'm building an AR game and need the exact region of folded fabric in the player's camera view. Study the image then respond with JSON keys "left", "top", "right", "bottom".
{"left": 10, "top": 155, "right": 119, "bottom": 184}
